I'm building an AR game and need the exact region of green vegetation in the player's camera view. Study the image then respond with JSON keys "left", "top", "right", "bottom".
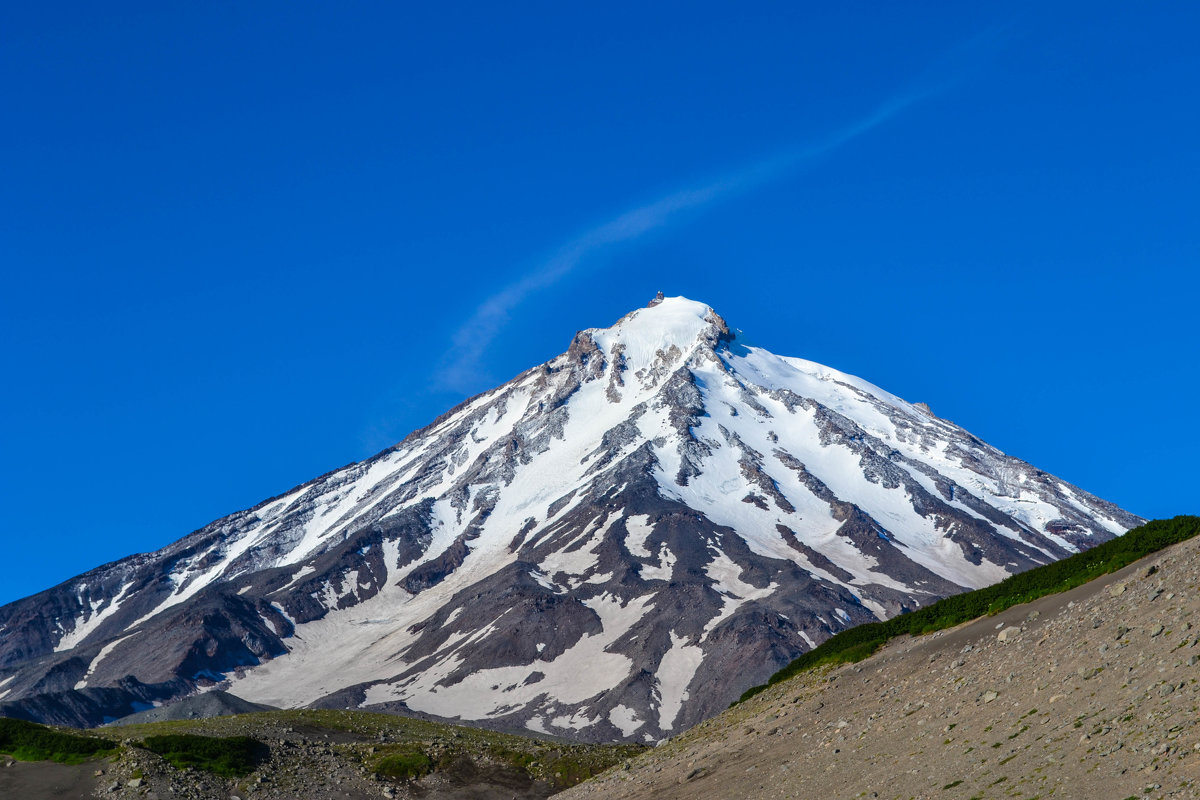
{"left": 739, "top": 516, "right": 1200, "bottom": 703}
{"left": 375, "top": 746, "right": 434, "bottom": 781}
{"left": 0, "top": 717, "right": 117, "bottom": 764}
{"left": 140, "top": 734, "right": 268, "bottom": 777}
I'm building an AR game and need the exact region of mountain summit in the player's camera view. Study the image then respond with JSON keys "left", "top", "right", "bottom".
{"left": 0, "top": 297, "right": 1140, "bottom": 740}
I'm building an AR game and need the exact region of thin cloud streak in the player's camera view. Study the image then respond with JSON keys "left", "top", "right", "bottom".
{"left": 435, "top": 87, "right": 935, "bottom": 394}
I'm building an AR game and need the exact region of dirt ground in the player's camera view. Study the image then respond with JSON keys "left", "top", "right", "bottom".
{"left": 0, "top": 757, "right": 101, "bottom": 800}
{"left": 558, "top": 536, "right": 1200, "bottom": 800}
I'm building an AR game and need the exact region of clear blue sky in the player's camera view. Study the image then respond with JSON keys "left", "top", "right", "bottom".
{"left": 2, "top": 2, "right": 1197, "bottom": 605}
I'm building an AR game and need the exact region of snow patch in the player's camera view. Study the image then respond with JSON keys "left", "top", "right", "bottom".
{"left": 361, "top": 593, "right": 655, "bottom": 724}
{"left": 55, "top": 581, "right": 133, "bottom": 652}
{"left": 638, "top": 544, "right": 676, "bottom": 582}
{"left": 551, "top": 710, "right": 601, "bottom": 730}
{"left": 274, "top": 564, "right": 316, "bottom": 592}
{"left": 609, "top": 704, "right": 645, "bottom": 736}
{"left": 655, "top": 631, "right": 703, "bottom": 730}
{"left": 624, "top": 515, "right": 655, "bottom": 558}
{"left": 74, "top": 633, "right": 137, "bottom": 689}
{"left": 702, "top": 550, "right": 777, "bottom": 638}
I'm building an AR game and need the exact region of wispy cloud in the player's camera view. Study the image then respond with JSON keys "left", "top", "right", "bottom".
{"left": 436, "top": 74, "right": 967, "bottom": 393}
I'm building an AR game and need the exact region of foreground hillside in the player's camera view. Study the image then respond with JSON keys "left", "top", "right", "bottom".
{"left": 0, "top": 709, "right": 640, "bottom": 800}
{"left": 559, "top": 516, "right": 1200, "bottom": 799}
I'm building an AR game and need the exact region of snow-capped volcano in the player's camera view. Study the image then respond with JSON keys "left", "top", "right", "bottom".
{"left": 0, "top": 297, "right": 1140, "bottom": 740}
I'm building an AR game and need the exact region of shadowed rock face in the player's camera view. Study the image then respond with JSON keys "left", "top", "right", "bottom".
{"left": 0, "top": 297, "right": 1141, "bottom": 740}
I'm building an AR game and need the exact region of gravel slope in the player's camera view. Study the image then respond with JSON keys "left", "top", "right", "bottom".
{"left": 558, "top": 533, "right": 1200, "bottom": 800}
{"left": 105, "top": 691, "right": 275, "bottom": 726}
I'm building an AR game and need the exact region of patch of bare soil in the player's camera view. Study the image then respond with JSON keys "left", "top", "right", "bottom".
{"left": 558, "top": 536, "right": 1200, "bottom": 800}
{"left": 0, "top": 757, "right": 101, "bottom": 800}
{"left": 413, "top": 759, "right": 555, "bottom": 799}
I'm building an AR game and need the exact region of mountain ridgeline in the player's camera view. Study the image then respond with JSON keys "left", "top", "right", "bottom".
{"left": 0, "top": 297, "right": 1140, "bottom": 741}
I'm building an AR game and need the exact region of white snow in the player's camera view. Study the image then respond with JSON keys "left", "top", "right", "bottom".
{"left": 355, "top": 593, "right": 655, "bottom": 725}
{"left": 551, "top": 710, "right": 601, "bottom": 730}
{"left": 655, "top": 631, "right": 703, "bottom": 730}
{"left": 609, "top": 704, "right": 645, "bottom": 736}
{"left": 74, "top": 633, "right": 137, "bottom": 690}
{"left": 274, "top": 564, "right": 316, "bottom": 592}
{"left": 692, "top": 353, "right": 1011, "bottom": 590}
{"left": 55, "top": 581, "right": 133, "bottom": 652}
{"left": 530, "top": 570, "right": 558, "bottom": 591}
{"left": 592, "top": 297, "right": 716, "bottom": 382}
{"left": 638, "top": 543, "right": 676, "bottom": 582}
{"left": 273, "top": 451, "right": 411, "bottom": 569}
{"left": 623, "top": 515, "right": 655, "bottom": 558}
{"left": 538, "top": 510, "right": 620, "bottom": 586}
{"left": 701, "top": 550, "right": 777, "bottom": 638}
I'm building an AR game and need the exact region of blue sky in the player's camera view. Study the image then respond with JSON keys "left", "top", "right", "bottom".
{"left": 2, "top": 2, "right": 1197, "bottom": 605}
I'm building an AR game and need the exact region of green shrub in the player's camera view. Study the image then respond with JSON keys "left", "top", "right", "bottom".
{"left": 140, "top": 733, "right": 268, "bottom": 777}
{"left": 738, "top": 516, "right": 1200, "bottom": 703}
{"left": 375, "top": 748, "right": 434, "bottom": 781}
{"left": 0, "top": 717, "right": 117, "bottom": 764}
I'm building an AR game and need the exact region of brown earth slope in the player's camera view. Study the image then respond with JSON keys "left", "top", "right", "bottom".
{"left": 558, "top": 535, "right": 1200, "bottom": 800}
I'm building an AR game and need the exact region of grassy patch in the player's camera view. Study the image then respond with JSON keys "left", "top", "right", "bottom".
{"left": 739, "top": 516, "right": 1200, "bottom": 702}
{"left": 140, "top": 734, "right": 268, "bottom": 777}
{"left": 375, "top": 747, "right": 434, "bottom": 781}
{"left": 0, "top": 717, "right": 117, "bottom": 765}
